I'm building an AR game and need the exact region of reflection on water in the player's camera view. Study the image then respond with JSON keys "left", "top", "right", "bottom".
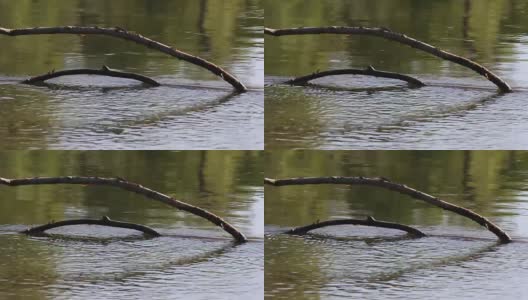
{"left": 265, "top": 0, "right": 528, "bottom": 149}
{"left": 0, "top": 0, "right": 263, "bottom": 149}
{"left": 265, "top": 151, "right": 528, "bottom": 299}
{"left": 0, "top": 151, "right": 263, "bottom": 299}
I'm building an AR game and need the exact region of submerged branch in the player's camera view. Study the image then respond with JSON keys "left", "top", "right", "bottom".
{"left": 265, "top": 176, "right": 512, "bottom": 243}
{"left": 286, "top": 216, "right": 426, "bottom": 237}
{"left": 285, "top": 66, "right": 425, "bottom": 87}
{"left": 0, "top": 26, "right": 246, "bottom": 92}
{"left": 1, "top": 176, "right": 247, "bottom": 243}
{"left": 265, "top": 26, "right": 511, "bottom": 92}
{"left": 22, "top": 216, "right": 161, "bottom": 237}
{"left": 22, "top": 65, "right": 160, "bottom": 86}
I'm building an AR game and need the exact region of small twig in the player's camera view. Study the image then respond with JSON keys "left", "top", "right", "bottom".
{"left": 23, "top": 65, "right": 161, "bottom": 86}
{"left": 22, "top": 216, "right": 161, "bottom": 237}
{"left": 286, "top": 216, "right": 426, "bottom": 237}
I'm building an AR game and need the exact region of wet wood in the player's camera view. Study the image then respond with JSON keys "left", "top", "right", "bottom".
{"left": 285, "top": 66, "right": 425, "bottom": 87}
{"left": 23, "top": 65, "right": 160, "bottom": 86}
{"left": 265, "top": 26, "right": 512, "bottom": 93}
{"left": 286, "top": 216, "right": 426, "bottom": 237}
{"left": 0, "top": 176, "right": 247, "bottom": 243}
{"left": 265, "top": 176, "right": 512, "bottom": 243}
{"left": 0, "top": 26, "right": 247, "bottom": 92}
{"left": 22, "top": 216, "right": 161, "bottom": 237}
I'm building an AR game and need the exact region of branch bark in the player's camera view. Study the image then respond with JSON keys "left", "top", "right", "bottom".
{"left": 265, "top": 26, "right": 511, "bottom": 93}
{"left": 22, "top": 65, "right": 160, "bottom": 86}
{"left": 0, "top": 176, "right": 247, "bottom": 243}
{"left": 0, "top": 26, "right": 246, "bottom": 92}
{"left": 286, "top": 216, "right": 426, "bottom": 237}
{"left": 285, "top": 66, "right": 425, "bottom": 87}
{"left": 22, "top": 216, "right": 161, "bottom": 237}
{"left": 265, "top": 176, "right": 511, "bottom": 243}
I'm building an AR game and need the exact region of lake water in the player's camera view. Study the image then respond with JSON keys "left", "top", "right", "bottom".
{"left": 265, "top": 151, "right": 528, "bottom": 299}
{"left": 265, "top": 0, "right": 528, "bottom": 149}
{"left": 0, "top": 0, "right": 263, "bottom": 150}
{"left": 0, "top": 151, "right": 264, "bottom": 299}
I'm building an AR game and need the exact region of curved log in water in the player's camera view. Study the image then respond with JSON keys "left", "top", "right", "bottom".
{"left": 23, "top": 65, "right": 160, "bottom": 86}
{"left": 265, "top": 176, "right": 511, "bottom": 243}
{"left": 0, "top": 176, "right": 247, "bottom": 243}
{"left": 286, "top": 216, "right": 426, "bottom": 237}
{"left": 265, "top": 26, "right": 511, "bottom": 93}
{"left": 285, "top": 66, "right": 425, "bottom": 87}
{"left": 22, "top": 216, "right": 161, "bottom": 237}
{"left": 0, "top": 26, "right": 246, "bottom": 92}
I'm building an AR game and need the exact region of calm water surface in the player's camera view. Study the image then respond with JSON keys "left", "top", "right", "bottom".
{"left": 0, "top": 151, "right": 263, "bottom": 299}
{"left": 265, "top": 151, "right": 528, "bottom": 299}
{"left": 265, "top": 0, "right": 528, "bottom": 149}
{"left": 0, "top": 0, "right": 263, "bottom": 149}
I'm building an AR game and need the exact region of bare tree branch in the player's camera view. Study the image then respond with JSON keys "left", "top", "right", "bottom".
{"left": 0, "top": 26, "right": 247, "bottom": 92}
{"left": 265, "top": 176, "right": 511, "bottom": 243}
{"left": 286, "top": 216, "right": 426, "bottom": 237}
{"left": 22, "top": 65, "right": 160, "bottom": 86}
{"left": 23, "top": 216, "right": 161, "bottom": 237}
{"left": 285, "top": 66, "right": 425, "bottom": 87}
{"left": 0, "top": 176, "right": 247, "bottom": 243}
{"left": 265, "top": 26, "right": 511, "bottom": 93}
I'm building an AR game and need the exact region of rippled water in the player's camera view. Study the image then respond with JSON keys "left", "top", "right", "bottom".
{"left": 0, "top": 82, "right": 263, "bottom": 149}
{"left": 1, "top": 230, "right": 263, "bottom": 300}
{"left": 265, "top": 151, "right": 528, "bottom": 299}
{"left": 0, "top": 151, "right": 264, "bottom": 299}
{"left": 265, "top": 230, "right": 528, "bottom": 299}
{"left": 265, "top": 0, "right": 528, "bottom": 149}
{"left": 0, "top": 0, "right": 263, "bottom": 149}
{"left": 265, "top": 79, "right": 528, "bottom": 149}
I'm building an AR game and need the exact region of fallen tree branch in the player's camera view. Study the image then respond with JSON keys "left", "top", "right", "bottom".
{"left": 286, "top": 216, "right": 426, "bottom": 237}
{"left": 0, "top": 26, "right": 246, "bottom": 92}
{"left": 265, "top": 26, "right": 511, "bottom": 93}
{"left": 0, "top": 176, "right": 247, "bottom": 243}
{"left": 285, "top": 66, "right": 425, "bottom": 87}
{"left": 265, "top": 176, "right": 511, "bottom": 243}
{"left": 22, "top": 65, "right": 160, "bottom": 86}
{"left": 22, "top": 216, "right": 161, "bottom": 237}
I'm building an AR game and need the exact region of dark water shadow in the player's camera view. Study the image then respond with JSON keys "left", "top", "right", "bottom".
{"left": 32, "top": 82, "right": 157, "bottom": 93}
{"left": 31, "top": 80, "right": 261, "bottom": 93}
{"left": 266, "top": 79, "right": 517, "bottom": 137}
{"left": 29, "top": 232, "right": 157, "bottom": 245}
{"left": 266, "top": 81, "right": 412, "bottom": 94}
{"left": 26, "top": 79, "right": 158, "bottom": 91}
{"left": 364, "top": 239, "right": 501, "bottom": 283}
{"left": 41, "top": 81, "right": 237, "bottom": 92}
{"left": 427, "top": 233, "right": 528, "bottom": 244}
{"left": 304, "top": 232, "right": 421, "bottom": 246}
{"left": 279, "top": 229, "right": 506, "bottom": 283}
{"left": 23, "top": 230, "right": 261, "bottom": 244}
{"left": 265, "top": 225, "right": 420, "bottom": 246}
{"left": 301, "top": 82, "right": 415, "bottom": 94}
{"left": 22, "top": 230, "right": 252, "bottom": 282}
{"left": 100, "top": 240, "right": 243, "bottom": 283}
{"left": 266, "top": 75, "right": 528, "bottom": 94}
{"left": 101, "top": 90, "right": 240, "bottom": 131}
{"left": 374, "top": 91, "right": 504, "bottom": 133}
